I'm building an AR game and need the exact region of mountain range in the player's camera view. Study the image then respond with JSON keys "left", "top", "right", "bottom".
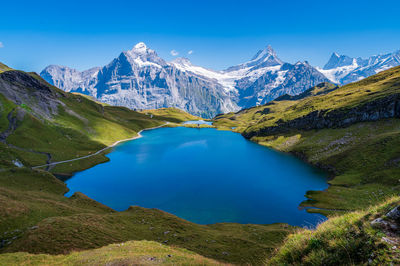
{"left": 318, "top": 50, "right": 400, "bottom": 84}
{"left": 40, "top": 43, "right": 400, "bottom": 117}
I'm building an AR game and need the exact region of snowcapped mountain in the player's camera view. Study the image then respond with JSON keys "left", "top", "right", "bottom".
{"left": 222, "top": 46, "right": 328, "bottom": 106}
{"left": 171, "top": 57, "right": 238, "bottom": 93}
{"left": 41, "top": 43, "right": 238, "bottom": 118}
{"left": 171, "top": 45, "right": 328, "bottom": 108}
{"left": 318, "top": 50, "right": 400, "bottom": 84}
{"left": 236, "top": 61, "right": 329, "bottom": 107}
{"left": 225, "top": 45, "right": 284, "bottom": 72}
{"left": 40, "top": 42, "right": 342, "bottom": 117}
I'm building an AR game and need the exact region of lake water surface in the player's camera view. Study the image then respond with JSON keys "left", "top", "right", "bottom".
{"left": 65, "top": 127, "right": 328, "bottom": 226}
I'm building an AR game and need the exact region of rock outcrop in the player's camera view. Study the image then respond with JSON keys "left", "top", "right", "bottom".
{"left": 0, "top": 71, "right": 63, "bottom": 119}
{"left": 244, "top": 94, "right": 400, "bottom": 138}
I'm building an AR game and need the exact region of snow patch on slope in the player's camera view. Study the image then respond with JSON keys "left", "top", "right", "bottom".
{"left": 317, "top": 59, "right": 359, "bottom": 83}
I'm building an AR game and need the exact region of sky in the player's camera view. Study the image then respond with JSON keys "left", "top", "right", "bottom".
{"left": 0, "top": 0, "right": 400, "bottom": 72}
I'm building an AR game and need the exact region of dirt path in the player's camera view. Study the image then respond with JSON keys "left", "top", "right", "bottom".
{"left": 8, "top": 143, "right": 53, "bottom": 171}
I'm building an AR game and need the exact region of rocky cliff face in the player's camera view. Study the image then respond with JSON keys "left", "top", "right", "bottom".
{"left": 40, "top": 65, "right": 100, "bottom": 96}
{"left": 0, "top": 71, "right": 63, "bottom": 119}
{"left": 244, "top": 94, "right": 400, "bottom": 138}
{"left": 236, "top": 61, "right": 329, "bottom": 107}
{"left": 93, "top": 45, "right": 239, "bottom": 118}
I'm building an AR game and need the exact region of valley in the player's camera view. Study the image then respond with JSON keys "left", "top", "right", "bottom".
{"left": 2, "top": 0, "right": 400, "bottom": 264}
{"left": 0, "top": 62, "right": 399, "bottom": 265}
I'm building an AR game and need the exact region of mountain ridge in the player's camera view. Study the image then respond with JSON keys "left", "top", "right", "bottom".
{"left": 40, "top": 43, "right": 330, "bottom": 117}
{"left": 40, "top": 44, "right": 400, "bottom": 117}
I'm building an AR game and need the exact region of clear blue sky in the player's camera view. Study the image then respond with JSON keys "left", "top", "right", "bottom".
{"left": 1, "top": 0, "right": 399, "bottom": 72}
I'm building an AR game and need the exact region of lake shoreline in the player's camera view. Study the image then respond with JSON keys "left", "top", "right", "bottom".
{"left": 64, "top": 125, "right": 328, "bottom": 227}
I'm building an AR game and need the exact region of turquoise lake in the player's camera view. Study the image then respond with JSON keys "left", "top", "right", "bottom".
{"left": 65, "top": 127, "right": 328, "bottom": 227}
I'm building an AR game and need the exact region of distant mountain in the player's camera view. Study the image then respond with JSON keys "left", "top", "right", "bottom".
{"left": 318, "top": 50, "right": 400, "bottom": 84}
{"left": 47, "top": 43, "right": 400, "bottom": 116}
{"left": 172, "top": 45, "right": 329, "bottom": 107}
{"left": 224, "top": 45, "right": 284, "bottom": 72}
{"left": 233, "top": 60, "right": 329, "bottom": 107}
{"left": 40, "top": 65, "right": 100, "bottom": 95}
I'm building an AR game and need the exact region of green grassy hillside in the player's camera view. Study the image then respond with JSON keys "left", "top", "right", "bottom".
{"left": 214, "top": 66, "right": 400, "bottom": 215}
{"left": 0, "top": 240, "right": 226, "bottom": 265}
{"left": 0, "top": 63, "right": 12, "bottom": 73}
{"left": 140, "top": 107, "right": 202, "bottom": 123}
{"left": 268, "top": 197, "right": 400, "bottom": 265}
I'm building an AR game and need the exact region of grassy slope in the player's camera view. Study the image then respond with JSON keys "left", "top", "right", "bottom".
{"left": 0, "top": 240, "right": 225, "bottom": 265}
{"left": 213, "top": 67, "right": 400, "bottom": 213}
{"left": 274, "top": 82, "right": 339, "bottom": 101}
{"left": 0, "top": 63, "right": 13, "bottom": 73}
{"left": 268, "top": 197, "right": 400, "bottom": 265}
{"left": 140, "top": 108, "right": 202, "bottom": 123}
{"left": 0, "top": 168, "right": 294, "bottom": 265}
{"left": 246, "top": 66, "right": 400, "bottom": 133}
{"left": 71, "top": 92, "right": 111, "bottom": 106}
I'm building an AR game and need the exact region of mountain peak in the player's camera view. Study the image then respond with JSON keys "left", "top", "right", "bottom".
{"left": 134, "top": 42, "right": 147, "bottom": 49}
{"left": 263, "top": 44, "right": 276, "bottom": 56}
{"left": 225, "top": 44, "right": 283, "bottom": 72}
{"left": 294, "top": 61, "right": 310, "bottom": 66}
{"left": 332, "top": 52, "right": 340, "bottom": 58}
{"left": 251, "top": 44, "right": 277, "bottom": 61}
{"left": 323, "top": 52, "right": 354, "bottom": 70}
{"left": 122, "top": 43, "right": 167, "bottom": 67}
{"left": 130, "top": 42, "right": 149, "bottom": 54}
